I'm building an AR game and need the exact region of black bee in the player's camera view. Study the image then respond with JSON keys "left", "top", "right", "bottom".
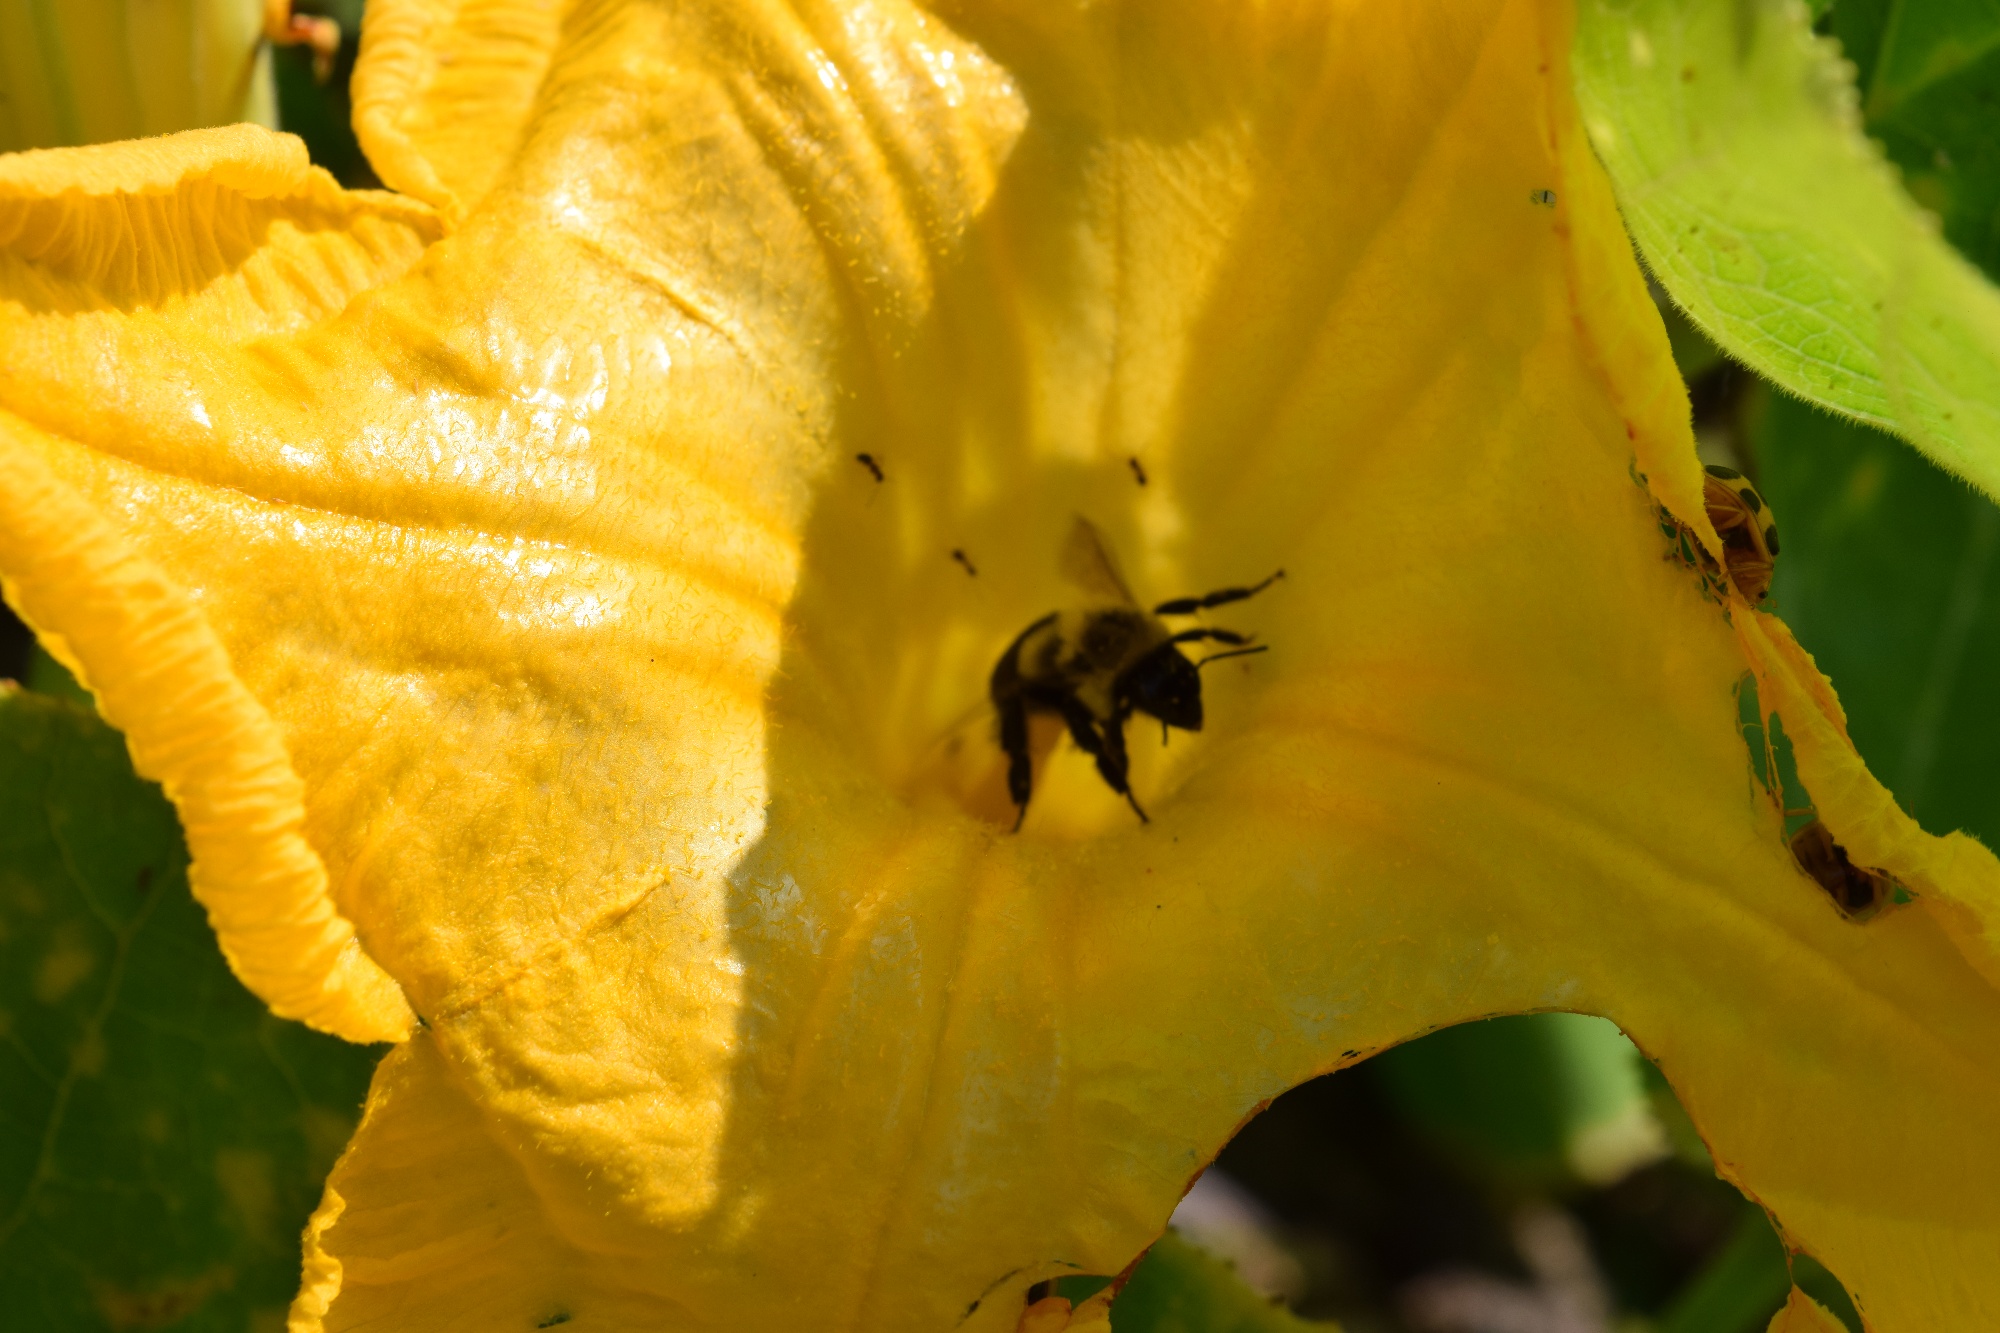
{"left": 990, "top": 517, "right": 1282, "bottom": 830}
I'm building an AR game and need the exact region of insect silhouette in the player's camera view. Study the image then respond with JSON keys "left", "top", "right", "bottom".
{"left": 989, "top": 517, "right": 1282, "bottom": 830}
{"left": 855, "top": 452, "right": 884, "bottom": 483}
{"left": 1128, "top": 457, "right": 1149, "bottom": 486}
{"left": 952, "top": 548, "right": 979, "bottom": 577}
{"left": 1788, "top": 816, "right": 1897, "bottom": 920}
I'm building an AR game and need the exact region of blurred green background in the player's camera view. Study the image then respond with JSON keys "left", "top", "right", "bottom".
{"left": 0, "top": 0, "right": 1996, "bottom": 1329}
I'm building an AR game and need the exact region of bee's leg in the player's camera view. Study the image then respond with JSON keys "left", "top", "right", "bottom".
{"left": 1166, "top": 628, "right": 1273, "bottom": 668}
{"left": 1167, "top": 627, "right": 1251, "bottom": 648}
{"left": 1050, "top": 695, "right": 1108, "bottom": 764}
{"left": 1045, "top": 693, "right": 1149, "bottom": 824}
{"left": 998, "top": 694, "right": 1033, "bottom": 830}
{"left": 1193, "top": 645, "right": 1268, "bottom": 668}
{"left": 1153, "top": 569, "right": 1284, "bottom": 616}
{"left": 1099, "top": 708, "right": 1148, "bottom": 823}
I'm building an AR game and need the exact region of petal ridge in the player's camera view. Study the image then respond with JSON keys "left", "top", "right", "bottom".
{"left": 0, "top": 124, "right": 439, "bottom": 314}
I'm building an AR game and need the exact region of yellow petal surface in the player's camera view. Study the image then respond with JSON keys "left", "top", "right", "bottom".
{"left": 0, "top": 4, "right": 1996, "bottom": 1333}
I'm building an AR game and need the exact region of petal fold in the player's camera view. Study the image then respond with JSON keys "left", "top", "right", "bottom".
{"left": 0, "top": 124, "right": 440, "bottom": 1039}
{"left": 352, "top": 0, "right": 562, "bottom": 225}
{"left": 0, "top": 124, "right": 437, "bottom": 317}
{"left": 0, "top": 433, "right": 412, "bottom": 1040}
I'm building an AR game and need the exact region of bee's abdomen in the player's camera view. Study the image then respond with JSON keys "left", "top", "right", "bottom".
{"left": 991, "top": 612, "right": 1059, "bottom": 701}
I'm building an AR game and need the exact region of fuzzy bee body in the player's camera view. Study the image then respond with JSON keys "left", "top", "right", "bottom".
{"left": 999, "top": 607, "right": 1168, "bottom": 719}
{"left": 990, "top": 519, "right": 1280, "bottom": 829}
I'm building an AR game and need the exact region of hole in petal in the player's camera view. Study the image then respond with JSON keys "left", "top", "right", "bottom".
{"left": 1131, "top": 1015, "right": 1866, "bottom": 1332}
{"left": 1790, "top": 1253, "right": 1865, "bottom": 1333}
{"left": 1733, "top": 673, "right": 1910, "bottom": 921}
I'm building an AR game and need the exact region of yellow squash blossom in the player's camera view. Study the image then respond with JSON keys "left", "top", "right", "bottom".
{"left": 1, "top": 1, "right": 1998, "bottom": 1330}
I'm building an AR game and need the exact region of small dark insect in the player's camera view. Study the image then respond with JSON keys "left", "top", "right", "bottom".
{"left": 1128, "top": 456, "right": 1148, "bottom": 486}
{"left": 1529, "top": 188, "right": 1557, "bottom": 207}
{"left": 952, "top": 548, "right": 979, "bottom": 577}
{"left": 855, "top": 452, "right": 884, "bottom": 482}
{"left": 1701, "top": 464, "right": 1779, "bottom": 604}
{"left": 990, "top": 517, "right": 1282, "bottom": 830}
{"left": 1789, "top": 817, "right": 1899, "bottom": 920}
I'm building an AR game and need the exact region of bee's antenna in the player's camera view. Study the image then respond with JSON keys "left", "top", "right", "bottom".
{"left": 1195, "top": 644, "right": 1269, "bottom": 669}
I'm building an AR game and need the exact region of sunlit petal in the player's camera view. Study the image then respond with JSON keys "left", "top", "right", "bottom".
{"left": 0, "top": 3, "right": 1992, "bottom": 1331}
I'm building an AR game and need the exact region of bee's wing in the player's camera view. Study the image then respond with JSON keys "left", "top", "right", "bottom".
{"left": 1059, "top": 515, "right": 1137, "bottom": 605}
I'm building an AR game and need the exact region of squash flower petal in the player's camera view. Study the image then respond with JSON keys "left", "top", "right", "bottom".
{"left": 0, "top": 3, "right": 1997, "bottom": 1332}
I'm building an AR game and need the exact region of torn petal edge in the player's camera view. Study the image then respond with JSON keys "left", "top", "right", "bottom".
{"left": 1737, "top": 611, "right": 2000, "bottom": 991}
{"left": 0, "top": 418, "right": 414, "bottom": 1043}
{"left": 1765, "top": 1285, "right": 1848, "bottom": 1333}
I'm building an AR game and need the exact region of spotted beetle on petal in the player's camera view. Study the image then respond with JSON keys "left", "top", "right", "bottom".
{"left": 1701, "top": 464, "right": 1780, "bottom": 605}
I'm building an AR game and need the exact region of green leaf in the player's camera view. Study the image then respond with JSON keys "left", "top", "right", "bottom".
{"left": 1372, "top": 1014, "right": 1667, "bottom": 1187}
{"left": 1857, "top": 0, "right": 2000, "bottom": 123}
{"left": 24, "top": 644, "right": 92, "bottom": 713}
{"left": 1656, "top": 1207, "right": 1791, "bottom": 1333}
{"left": 1844, "top": 0, "right": 2000, "bottom": 279}
{"left": 0, "top": 688, "right": 381, "bottom": 1331}
{"left": 1573, "top": 0, "right": 2000, "bottom": 500}
{"left": 1111, "top": 1232, "right": 1335, "bottom": 1333}
{"left": 1756, "top": 391, "right": 2000, "bottom": 846}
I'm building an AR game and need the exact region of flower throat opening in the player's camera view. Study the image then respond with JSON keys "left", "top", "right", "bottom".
{"left": 786, "top": 458, "right": 1286, "bottom": 841}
